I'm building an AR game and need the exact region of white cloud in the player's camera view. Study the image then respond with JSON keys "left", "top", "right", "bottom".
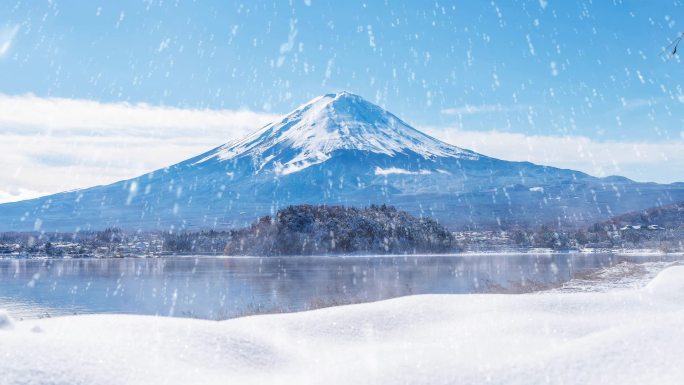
{"left": 0, "top": 24, "right": 19, "bottom": 57}
{"left": 620, "top": 97, "right": 655, "bottom": 109}
{"left": 0, "top": 93, "right": 276, "bottom": 136}
{"left": 277, "top": 18, "right": 298, "bottom": 67}
{"left": 422, "top": 126, "right": 684, "bottom": 184}
{"left": 0, "top": 94, "right": 278, "bottom": 203}
{"left": 440, "top": 104, "right": 527, "bottom": 116}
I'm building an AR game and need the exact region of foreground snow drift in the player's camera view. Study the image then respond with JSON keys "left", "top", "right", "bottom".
{"left": 2, "top": 266, "right": 684, "bottom": 385}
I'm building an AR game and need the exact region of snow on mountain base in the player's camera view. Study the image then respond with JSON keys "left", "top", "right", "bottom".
{"left": 2, "top": 266, "right": 684, "bottom": 385}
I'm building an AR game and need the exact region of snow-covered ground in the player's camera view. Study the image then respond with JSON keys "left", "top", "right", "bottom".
{"left": 552, "top": 261, "right": 678, "bottom": 293}
{"left": 1, "top": 265, "right": 684, "bottom": 385}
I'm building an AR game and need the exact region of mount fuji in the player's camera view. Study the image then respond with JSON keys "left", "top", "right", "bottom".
{"left": 1, "top": 92, "right": 683, "bottom": 231}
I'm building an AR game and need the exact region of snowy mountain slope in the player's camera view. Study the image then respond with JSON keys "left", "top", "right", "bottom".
{"left": 194, "top": 91, "right": 479, "bottom": 176}
{"left": 1, "top": 92, "right": 683, "bottom": 231}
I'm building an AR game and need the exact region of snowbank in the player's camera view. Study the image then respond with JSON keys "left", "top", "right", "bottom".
{"left": 0, "top": 310, "right": 13, "bottom": 330}
{"left": 2, "top": 266, "right": 684, "bottom": 385}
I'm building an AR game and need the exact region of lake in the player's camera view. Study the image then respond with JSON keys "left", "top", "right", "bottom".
{"left": 0, "top": 253, "right": 681, "bottom": 320}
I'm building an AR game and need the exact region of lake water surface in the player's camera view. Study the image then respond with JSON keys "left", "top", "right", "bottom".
{"left": 1, "top": 254, "right": 681, "bottom": 320}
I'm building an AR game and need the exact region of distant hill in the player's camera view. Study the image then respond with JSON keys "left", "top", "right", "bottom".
{"left": 225, "top": 204, "right": 457, "bottom": 256}
{"left": 602, "top": 202, "right": 684, "bottom": 229}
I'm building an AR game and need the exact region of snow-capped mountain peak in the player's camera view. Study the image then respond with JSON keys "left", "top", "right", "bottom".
{"left": 197, "top": 91, "right": 479, "bottom": 175}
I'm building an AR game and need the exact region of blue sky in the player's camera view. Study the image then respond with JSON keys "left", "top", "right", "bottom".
{"left": 0, "top": 1, "right": 683, "bottom": 201}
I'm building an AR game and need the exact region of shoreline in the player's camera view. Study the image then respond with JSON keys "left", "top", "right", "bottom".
{"left": 2, "top": 248, "right": 683, "bottom": 260}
